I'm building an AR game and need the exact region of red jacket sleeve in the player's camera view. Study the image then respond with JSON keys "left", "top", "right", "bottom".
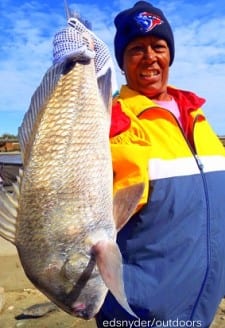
{"left": 110, "top": 102, "right": 131, "bottom": 138}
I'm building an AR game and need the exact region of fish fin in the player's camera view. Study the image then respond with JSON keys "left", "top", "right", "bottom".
{"left": 113, "top": 183, "right": 144, "bottom": 231}
{"left": 18, "top": 61, "right": 67, "bottom": 162}
{"left": 92, "top": 240, "right": 137, "bottom": 318}
{"left": 97, "top": 68, "right": 112, "bottom": 122}
{"left": 0, "top": 173, "right": 21, "bottom": 245}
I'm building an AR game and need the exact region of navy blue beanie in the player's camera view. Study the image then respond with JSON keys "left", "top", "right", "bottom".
{"left": 114, "top": 1, "right": 175, "bottom": 69}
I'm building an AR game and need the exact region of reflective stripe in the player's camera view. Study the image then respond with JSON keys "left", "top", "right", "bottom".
{"left": 199, "top": 155, "right": 225, "bottom": 173}
{"left": 148, "top": 155, "right": 225, "bottom": 180}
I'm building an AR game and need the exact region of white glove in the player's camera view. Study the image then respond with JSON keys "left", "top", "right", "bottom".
{"left": 52, "top": 17, "right": 118, "bottom": 94}
{"left": 53, "top": 26, "right": 95, "bottom": 64}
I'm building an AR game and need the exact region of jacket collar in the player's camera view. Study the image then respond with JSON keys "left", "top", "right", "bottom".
{"left": 167, "top": 86, "right": 206, "bottom": 113}
{"left": 118, "top": 84, "right": 206, "bottom": 116}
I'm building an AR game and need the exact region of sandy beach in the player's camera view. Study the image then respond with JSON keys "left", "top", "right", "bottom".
{"left": 0, "top": 237, "right": 225, "bottom": 328}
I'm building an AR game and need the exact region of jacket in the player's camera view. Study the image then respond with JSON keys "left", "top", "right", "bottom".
{"left": 96, "top": 85, "right": 225, "bottom": 328}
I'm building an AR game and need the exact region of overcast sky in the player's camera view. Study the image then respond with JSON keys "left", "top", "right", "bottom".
{"left": 0, "top": 0, "right": 225, "bottom": 136}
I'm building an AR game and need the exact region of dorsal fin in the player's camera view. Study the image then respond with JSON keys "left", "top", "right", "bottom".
{"left": 18, "top": 61, "right": 66, "bottom": 164}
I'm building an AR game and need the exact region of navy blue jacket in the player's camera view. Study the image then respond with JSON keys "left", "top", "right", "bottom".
{"left": 96, "top": 86, "right": 225, "bottom": 328}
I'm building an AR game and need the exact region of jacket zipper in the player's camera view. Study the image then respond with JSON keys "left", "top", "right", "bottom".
{"left": 189, "top": 126, "right": 211, "bottom": 321}
{"left": 167, "top": 109, "right": 211, "bottom": 320}
{"left": 170, "top": 109, "right": 211, "bottom": 320}
{"left": 139, "top": 106, "right": 212, "bottom": 319}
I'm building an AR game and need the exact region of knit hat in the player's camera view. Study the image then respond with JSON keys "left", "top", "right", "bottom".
{"left": 114, "top": 1, "right": 175, "bottom": 69}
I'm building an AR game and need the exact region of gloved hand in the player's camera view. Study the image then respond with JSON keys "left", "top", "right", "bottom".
{"left": 52, "top": 16, "right": 118, "bottom": 94}
{"left": 53, "top": 25, "right": 95, "bottom": 64}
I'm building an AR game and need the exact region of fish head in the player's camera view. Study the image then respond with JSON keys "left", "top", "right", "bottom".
{"left": 39, "top": 251, "right": 107, "bottom": 320}
{"left": 62, "top": 252, "right": 108, "bottom": 319}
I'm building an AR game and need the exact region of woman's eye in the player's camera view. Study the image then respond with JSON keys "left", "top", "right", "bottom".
{"left": 128, "top": 46, "right": 144, "bottom": 54}
{"left": 154, "top": 43, "right": 167, "bottom": 51}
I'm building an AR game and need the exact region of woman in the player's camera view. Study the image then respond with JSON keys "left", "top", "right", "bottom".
{"left": 95, "top": 2, "right": 225, "bottom": 328}
{"left": 53, "top": 2, "right": 225, "bottom": 327}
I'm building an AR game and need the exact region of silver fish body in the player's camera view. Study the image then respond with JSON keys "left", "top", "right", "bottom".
{"left": 0, "top": 51, "right": 143, "bottom": 319}
{"left": 19, "top": 58, "right": 114, "bottom": 318}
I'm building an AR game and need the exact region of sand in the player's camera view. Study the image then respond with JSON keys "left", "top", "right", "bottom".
{"left": 0, "top": 238, "right": 224, "bottom": 328}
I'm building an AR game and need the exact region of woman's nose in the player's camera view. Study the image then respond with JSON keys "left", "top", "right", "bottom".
{"left": 143, "top": 46, "right": 156, "bottom": 60}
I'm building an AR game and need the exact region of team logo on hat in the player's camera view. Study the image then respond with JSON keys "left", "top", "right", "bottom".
{"left": 134, "top": 12, "right": 164, "bottom": 32}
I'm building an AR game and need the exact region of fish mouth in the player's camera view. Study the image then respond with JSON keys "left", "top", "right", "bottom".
{"left": 72, "top": 302, "right": 92, "bottom": 320}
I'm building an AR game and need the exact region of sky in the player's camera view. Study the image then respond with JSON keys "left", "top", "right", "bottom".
{"left": 0, "top": 0, "right": 225, "bottom": 136}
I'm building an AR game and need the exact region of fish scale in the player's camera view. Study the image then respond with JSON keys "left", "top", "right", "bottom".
{"left": 17, "top": 59, "right": 113, "bottom": 248}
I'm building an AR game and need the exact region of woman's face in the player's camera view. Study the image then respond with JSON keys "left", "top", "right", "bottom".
{"left": 123, "top": 36, "right": 170, "bottom": 100}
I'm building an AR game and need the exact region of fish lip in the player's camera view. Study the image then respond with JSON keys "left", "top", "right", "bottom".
{"left": 71, "top": 302, "right": 94, "bottom": 320}
{"left": 74, "top": 310, "right": 91, "bottom": 320}
{"left": 72, "top": 308, "right": 92, "bottom": 320}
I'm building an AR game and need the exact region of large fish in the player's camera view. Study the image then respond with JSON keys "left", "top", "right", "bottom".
{"left": 0, "top": 31, "right": 143, "bottom": 319}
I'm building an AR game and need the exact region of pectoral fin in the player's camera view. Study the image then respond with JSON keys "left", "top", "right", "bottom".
{"left": 92, "top": 240, "right": 137, "bottom": 318}
{"left": 113, "top": 183, "right": 144, "bottom": 231}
